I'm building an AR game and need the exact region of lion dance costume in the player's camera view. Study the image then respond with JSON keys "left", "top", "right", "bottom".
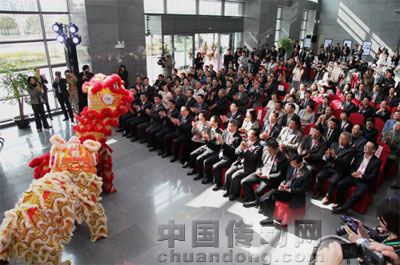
{"left": 29, "top": 74, "right": 133, "bottom": 192}
{"left": 0, "top": 74, "right": 133, "bottom": 264}
{"left": 0, "top": 136, "right": 108, "bottom": 264}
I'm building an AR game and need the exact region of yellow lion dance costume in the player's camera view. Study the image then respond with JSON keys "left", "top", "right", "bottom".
{"left": 0, "top": 135, "right": 108, "bottom": 265}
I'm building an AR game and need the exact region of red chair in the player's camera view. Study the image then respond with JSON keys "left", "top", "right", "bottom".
{"left": 255, "top": 106, "right": 267, "bottom": 122}
{"left": 303, "top": 123, "right": 316, "bottom": 136}
{"left": 333, "top": 94, "right": 345, "bottom": 101}
{"left": 376, "top": 104, "right": 391, "bottom": 112}
{"left": 391, "top": 106, "right": 398, "bottom": 115}
{"left": 349, "top": 113, "right": 365, "bottom": 125}
{"left": 333, "top": 109, "right": 343, "bottom": 119}
{"left": 352, "top": 98, "right": 359, "bottom": 106}
{"left": 330, "top": 100, "right": 342, "bottom": 110}
{"left": 274, "top": 201, "right": 306, "bottom": 226}
{"left": 375, "top": 142, "right": 391, "bottom": 189}
{"left": 374, "top": 118, "right": 385, "bottom": 140}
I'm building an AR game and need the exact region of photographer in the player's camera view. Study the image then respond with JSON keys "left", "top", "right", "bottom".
{"left": 117, "top": 64, "right": 129, "bottom": 89}
{"left": 158, "top": 55, "right": 174, "bottom": 77}
{"left": 316, "top": 196, "right": 400, "bottom": 265}
{"left": 77, "top": 65, "right": 94, "bottom": 112}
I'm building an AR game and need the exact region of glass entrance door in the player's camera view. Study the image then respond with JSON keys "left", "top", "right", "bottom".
{"left": 173, "top": 34, "right": 193, "bottom": 71}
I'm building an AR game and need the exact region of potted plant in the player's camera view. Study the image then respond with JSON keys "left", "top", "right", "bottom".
{"left": 0, "top": 59, "right": 31, "bottom": 129}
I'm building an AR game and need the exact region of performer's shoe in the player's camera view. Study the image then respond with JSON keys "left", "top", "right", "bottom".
{"left": 243, "top": 201, "right": 258, "bottom": 208}
{"left": 260, "top": 217, "right": 274, "bottom": 226}
{"left": 187, "top": 170, "right": 197, "bottom": 176}
{"left": 201, "top": 178, "right": 212, "bottom": 184}
{"left": 63, "top": 118, "right": 69, "bottom": 121}
{"left": 193, "top": 174, "right": 203, "bottom": 181}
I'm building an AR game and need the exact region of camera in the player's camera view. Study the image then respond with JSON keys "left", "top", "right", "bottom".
{"left": 341, "top": 238, "right": 390, "bottom": 265}
{"left": 336, "top": 215, "right": 359, "bottom": 236}
{"left": 157, "top": 56, "right": 166, "bottom": 67}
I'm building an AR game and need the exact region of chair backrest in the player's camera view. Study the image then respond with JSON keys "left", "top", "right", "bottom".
{"left": 303, "top": 123, "right": 316, "bottom": 136}
{"left": 374, "top": 117, "right": 385, "bottom": 140}
{"left": 375, "top": 141, "right": 391, "bottom": 189}
{"left": 349, "top": 113, "right": 365, "bottom": 125}
{"left": 333, "top": 109, "right": 343, "bottom": 119}
{"left": 330, "top": 99, "right": 342, "bottom": 110}
{"left": 255, "top": 106, "right": 266, "bottom": 122}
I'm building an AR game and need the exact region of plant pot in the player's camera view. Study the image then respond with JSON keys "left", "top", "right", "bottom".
{"left": 13, "top": 116, "right": 30, "bottom": 129}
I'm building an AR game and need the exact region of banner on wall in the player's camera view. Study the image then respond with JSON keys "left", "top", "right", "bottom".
{"left": 324, "top": 38, "right": 333, "bottom": 49}
{"left": 362, "top": 41, "right": 372, "bottom": 56}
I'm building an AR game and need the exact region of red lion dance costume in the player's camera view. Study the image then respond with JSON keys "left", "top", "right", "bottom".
{"left": 29, "top": 74, "right": 133, "bottom": 192}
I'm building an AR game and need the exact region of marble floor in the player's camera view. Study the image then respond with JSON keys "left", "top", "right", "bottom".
{"left": 0, "top": 115, "right": 399, "bottom": 265}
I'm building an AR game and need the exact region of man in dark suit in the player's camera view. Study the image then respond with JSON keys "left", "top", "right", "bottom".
{"left": 190, "top": 94, "right": 208, "bottom": 117}
{"left": 298, "top": 125, "right": 328, "bottom": 171}
{"left": 163, "top": 106, "right": 193, "bottom": 160}
{"left": 324, "top": 118, "right": 341, "bottom": 147}
{"left": 185, "top": 89, "right": 197, "bottom": 111}
{"left": 124, "top": 93, "right": 152, "bottom": 141}
{"left": 341, "top": 92, "right": 357, "bottom": 114}
{"left": 241, "top": 139, "right": 288, "bottom": 207}
{"left": 358, "top": 96, "right": 374, "bottom": 119}
{"left": 258, "top": 154, "right": 312, "bottom": 225}
{"left": 220, "top": 102, "right": 243, "bottom": 128}
{"left": 350, "top": 124, "right": 367, "bottom": 154}
{"left": 233, "top": 84, "right": 249, "bottom": 115}
{"left": 211, "top": 120, "right": 242, "bottom": 191}
{"left": 332, "top": 141, "right": 381, "bottom": 214}
{"left": 374, "top": 100, "right": 391, "bottom": 122}
{"left": 138, "top": 95, "right": 165, "bottom": 144}
{"left": 223, "top": 129, "right": 263, "bottom": 201}
{"left": 313, "top": 132, "right": 354, "bottom": 204}
{"left": 223, "top": 49, "right": 234, "bottom": 71}
{"left": 141, "top": 77, "right": 155, "bottom": 102}
{"left": 369, "top": 84, "right": 385, "bottom": 106}
{"left": 154, "top": 100, "right": 180, "bottom": 155}
{"left": 173, "top": 87, "right": 187, "bottom": 110}
{"left": 52, "top": 71, "right": 74, "bottom": 122}
{"left": 209, "top": 89, "right": 229, "bottom": 117}
{"left": 260, "top": 111, "right": 281, "bottom": 143}
{"left": 77, "top": 65, "right": 94, "bottom": 112}
{"left": 339, "top": 111, "right": 353, "bottom": 133}
{"left": 363, "top": 117, "right": 379, "bottom": 143}
{"left": 278, "top": 104, "right": 299, "bottom": 127}
{"left": 187, "top": 116, "right": 222, "bottom": 182}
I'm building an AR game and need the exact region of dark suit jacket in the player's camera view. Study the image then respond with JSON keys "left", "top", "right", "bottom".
{"left": 374, "top": 109, "right": 391, "bottom": 122}
{"left": 284, "top": 165, "right": 312, "bottom": 209}
{"left": 257, "top": 149, "right": 288, "bottom": 188}
{"left": 176, "top": 114, "right": 193, "bottom": 138}
{"left": 174, "top": 95, "right": 187, "bottom": 110}
{"left": 261, "top": 122, "right": 281, "bottom": 140}
{"left": 339, "top": 120, "right": 353, "bottom": 133}
{"left": 349, "top": 154, "right": 381, "bottom": 192}
{"left": 279, "top": 113, "right": 300, "bottom": 127}
{"left": 224, "top": 112, "right": 244, "bottom": 127}
{"left": 204, "top": 127, "right": 223, "bottom": 152}
{"left": 185, "top": 97, "right": 197, "bottom": 109}
{"left": 358, "top": 105, "right": 374, "bottom": 119}
{"left": 298, "top": 135, "right": 328, "bottom": 170}
{"left": 363, "top": 127, "right": 379, "bottom": 143}
{"left": 323, "top": 127, "right": 341, "bottom": 147}
{"left": 341, "top": 101, "right": 357, "bottom": 114}
{"left": 323, "top": 143, "right": 354, "bottom": 174}
{"left": 235, "top": 140, "right": 263, "bottom": 174}
{"left": 210, "top": 96, "right": 229, "bottom": 116}
{"left": 234, "top": 92, "right": 249, "bottom": 114}
{"left": 136, "top": 101, "right": 152, "bottom": 119}
{"left": 369, "top": 91, "right": 385, "bottom": 105}
{"left": 52, "top": 79, "right": 69, "bottom": 99}
{"left": 221, "top": 130, "right": 242, "bottom": 161}
{"left": 162, "top": 108, "right": 180, "bottom": 128}
{"left": 150, "top": 103, "right": 165, "bottom": 125}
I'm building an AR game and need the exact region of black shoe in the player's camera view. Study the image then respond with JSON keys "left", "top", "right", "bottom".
{"left": 187, "top": 170, "right": 197, "bottom": 176}
{"left": 201, "top": 178, "right": 212, "bottom": 184}
{"left": 229, "top": 194, "right": 238, "bottom": 201}
{"left": 332, "top": 206, "right": 346, "bottom": 214}
{"left": 70, "top": 118, "right": 75, "bottom": 123}
{"left": 116, "top": 128, "right": 124, "bottom": 132}
{"left": 170, "top": 157, "right": 178, "bottom": 163}
{"left": 63, "top": 118, "right": 69, "bottom": 121}
{"left": 243, "top": 201, "right": 258, "bottom": 208}
{"left": 193, "top": 174, "right": 203, "bottom": 181}
{"left": 222, "top": 191, "right": 230, "bottom": 197}
{"left": 122, "top": 132, "right": 128, "bottom": 137}
{"left": 273, "top": 219, "right": 286, "bottom": 227}
{"left": 130, "top": 137, "right": 138, "bottom": 142}
{"left": 37, "top": 129, "right": 43, "bottom": 132}
{"left": 44, "top": 126, "right": 52, "bottom": 131}
{"left": 312, "top": 191, "right": 321, "bottom": 200}
{"left": 260, "top": 217, "right": 274, "bottom": 226}
{"left": 161, "top": 153, "right": 171, "bottom": 158}
{"left": 258, "top": 207, "right": 264, "bottom": 214}
{"left": 212, "top": 184, "right": 221, "bottom": 191}
{"left": 182, "top": 162, "right": 189, "bottom": 168}
{"left": 149, "top": 147, "right": 156, "bottom": 152}
{"left": 157, "top": 151, "right": 164, "bottom": 156}
{"left": 391, "top": 184, "right": 400, "bottom": 189}
{"left": 49, "top": 117, "right": 53, "bottom": 120}
{"left": 126, "top": 134, "right": 134, "bottom": 139}
{"left": 139, "top": 139, "right": 146, "bottom": 144}
{"left": 146, "top": 144, "right": 152, "bottom": 148}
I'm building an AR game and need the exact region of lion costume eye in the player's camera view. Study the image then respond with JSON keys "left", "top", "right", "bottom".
{"left": 102, "top": 94, "right": 114, "bottom": 105}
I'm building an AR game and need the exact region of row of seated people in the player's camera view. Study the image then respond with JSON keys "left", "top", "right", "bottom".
{"left": 115, "top": 85, "right": 400, "bottom": 225}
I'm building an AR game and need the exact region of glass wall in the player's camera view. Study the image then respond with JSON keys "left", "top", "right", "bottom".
{"left": 0, "top": 0, "right": 71, "bottom": 122}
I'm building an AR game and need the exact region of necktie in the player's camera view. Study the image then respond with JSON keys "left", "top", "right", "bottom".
{"left": 327, "top": 130, "right": 332, "bottom": 140}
